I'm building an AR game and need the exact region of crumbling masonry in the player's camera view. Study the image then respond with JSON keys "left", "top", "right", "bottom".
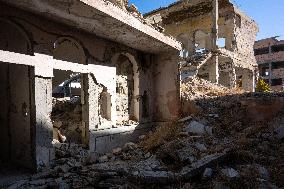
{"left": 145, "top": 0, "right": 259, "bottom": 91}
{"left": 0, "top": 0, "right": 182, "bottom": 170}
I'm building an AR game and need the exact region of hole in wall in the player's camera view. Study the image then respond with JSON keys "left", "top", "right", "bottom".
{"left": 217, "top": 38, "right": 226, "bottom": 48}
{"left": 52, "top": 70, "right": 84, "bottom": 144}
{"left": 99, "top": 88, "right": 112, "bottom": 121}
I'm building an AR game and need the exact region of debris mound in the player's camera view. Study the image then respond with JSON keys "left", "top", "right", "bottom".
{"left": 8, "top": 79, "right": 284, "bottom": 189}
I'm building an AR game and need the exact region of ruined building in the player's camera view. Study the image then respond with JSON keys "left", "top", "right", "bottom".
{"left": 255, "top": 37, "right": 284, "bottom": 91}
{"left": 0, "top": 0, "right": 182, "bottom": 170}
{"left": 145, "top": 0, "right": 259, "bottom": 91}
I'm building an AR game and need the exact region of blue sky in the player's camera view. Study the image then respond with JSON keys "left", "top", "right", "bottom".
{"left": 129, "top": 0, "right": 284, "bottom": 40}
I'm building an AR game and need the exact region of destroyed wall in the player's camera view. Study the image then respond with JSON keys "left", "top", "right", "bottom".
{"left": 106, "top": 0, "right": 128, "bottom": 10}
{"left": 233, "top": 10, "right": 258, "bottom": 67}
{"left": 0, "top": 0, "right": 181, "bottom": 167}
{"left": 145, "top": 1, "right": 236, "bottom": 54}
{"left": 145, "top": 0, "right": 258, "bottom": 91}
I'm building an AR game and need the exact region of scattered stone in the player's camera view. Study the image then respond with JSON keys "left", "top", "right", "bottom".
{"left": 123, "top": 142, "right": 137, "bottom": 151}
{"left": 139, "top": 135, "right": 146, "bottom": 140}
{"left": 145, "top": 152, "right": 151, "bottom": 158}
{"left": 203, "top": 168, "right": 213, "bottom": 178}
{"left": 221, "top": 168, "right": 240, "bottom": 178}
{"left": 194, "top": 143, "right": 207, "bottom": 152}
{"left": 275, "top": 127, "right": 284, "bottom": 139}
{"left": 99, "top": 155, "right": 109, "bottom": 163}
{"left": 256, "top": 165, "right": 270, "bottom": 180}
{"left": 178, "top": 116, "right": 192, "bottom": 122}
{"left": 180, "top": 152, "right": 228, "bottom": 179}
{"left": 112, "top": 147, "right": 122, "bottom": 155}
{"left": 208, "top": 114, "right": 219, "bottom": 118}
{"left": 185, "top": 121, "right": 213, "bottom": 135}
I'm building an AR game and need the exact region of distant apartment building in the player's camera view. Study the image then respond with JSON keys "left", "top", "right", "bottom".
{"left": 254, "top": 37, "right": 284, "bottom": 91}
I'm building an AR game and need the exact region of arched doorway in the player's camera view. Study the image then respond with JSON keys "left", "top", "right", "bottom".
{"left": 0, "top": 19, "right": 34, "bottom": 169}
{"left": 51, "top": 37, "right": 87, "bottom": 144}
{"left": 113, "top": 53, "right": 139, "bottom": 125}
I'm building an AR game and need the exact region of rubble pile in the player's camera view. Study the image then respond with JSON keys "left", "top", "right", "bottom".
{"left": 181, "top": 77, "right": 243, "bottom": 101}
{"left": 52, "top": 98, "right": 83, "bottom": 144}
{"left": 8, "top": 81, "right": 284, "bottom": 189}
{"left": 139, "top": 91, "right": 284, "bottom": 188}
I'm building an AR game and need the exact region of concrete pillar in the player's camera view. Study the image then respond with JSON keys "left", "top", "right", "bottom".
{"left": 268, "top": 44, "right": 272, "bottom": 85}
{"left": 82, "top": 74, "right": 99, "bottom": 151}
{"left": 229, "top": 66, "right": 237, "bottom": 88}
{"left": 212, "top": 0, "right": 219, "bottom": 50}
{"left": 210, "top": 0, "right": 219, "bottom": 84}
{"left": 269, "top": 62, "right": 272, "bottom": 85}
{"left": 209, "top": 56, "right": 219, "bottom": 83}
{"left": 34, "top": 76, "right": 53, "bottom": 170}
{"left": 242, "top": 69, "right": 254, "bottom": 91}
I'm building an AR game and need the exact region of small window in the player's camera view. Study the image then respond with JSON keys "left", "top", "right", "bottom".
{"left": 217, "top": 38, "right": 226, "bottom": 48}
{"left": 254, "top": 47, "right": 270, "bottom": 55}
{"left": 271, "top": 79, "right": 283, "bottom": 86}
{"left": 271, "top": 45, "right": 284, "bottom": 53}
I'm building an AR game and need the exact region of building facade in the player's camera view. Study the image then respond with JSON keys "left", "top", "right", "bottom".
{"left": 145, "top": 0, "right": 259, "bottom": 91}
{"left": 255, "top": 37, "right": 284, "bottom": 91}
{"left": 0, "top": 0, "right": 182, "bottom": 170}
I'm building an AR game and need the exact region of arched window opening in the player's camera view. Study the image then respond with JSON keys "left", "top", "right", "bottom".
{"left": 99, "top": 88, "right": 112, "bottom": 121}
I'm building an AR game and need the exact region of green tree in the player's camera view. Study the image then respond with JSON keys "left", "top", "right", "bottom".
{"left": 256, "top": 78, "right": 271, "bottom": 92}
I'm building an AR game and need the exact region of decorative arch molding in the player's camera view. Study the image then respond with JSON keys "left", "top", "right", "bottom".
{"left": 0, "top": 18, "right": 33, "bottom": 55}
{"left": 53, "top": 36, "right": 87, "bottom": 65}
{"left": 111, "top": 52, "right": 139, "bottom": 72}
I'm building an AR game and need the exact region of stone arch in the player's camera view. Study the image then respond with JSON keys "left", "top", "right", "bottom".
{"left": 0, "top": 18, "right": 33, "bottom": 54}
{"left": 193, "top": 29, "right": 210, "bottom": 52}
{"left": 53, "top": 36, "right": 86, "bottom": 64}
{"left": 111, "top": 52, "right": 139, "bottom": 124}
{"left": 53, "top": 37, "right": 86, "bottom": 90}
{"left": 176, "top": 33, "right": 190, "bottom": 58}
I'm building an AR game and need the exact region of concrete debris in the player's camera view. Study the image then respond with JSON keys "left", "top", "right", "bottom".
{"left": 275, "top": 127, "right": 284, "bottom": 140}
{"left": 221, "top": 168, "right": 240, "bottom": 178}
{"left": 256, "top": 165, "right": 270, "bottom": 180}
{"left": 52, "top": 98, "right": 83, "bottom": 144}
{"left": 3, "top": 0, "right": 283, "bottom": 188}
{"left": 194, "top": 143, "right": 207, "bottom": 152}
{"left": 178, "top": 116, "right": 192, "bottom": 122}
{"left": 203, "top": 168, "right": 213, "bottom": 178}
{"left": 185, "top": 121, "right": 213, "bottom": 135}
{"left": 6, "top": 78, "right": 284, "bottom": 189}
